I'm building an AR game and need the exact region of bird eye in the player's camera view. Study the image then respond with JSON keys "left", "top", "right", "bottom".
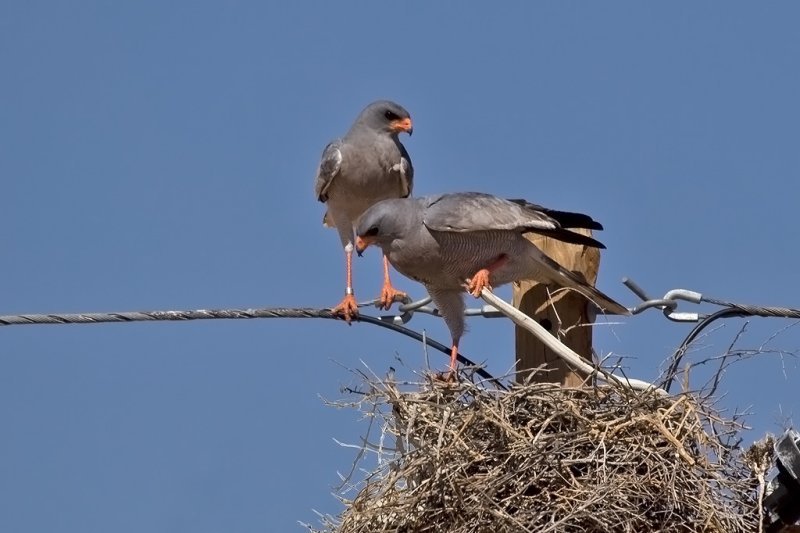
{"left": 384, "top": 110, "right": 399, "bottom": 121}
{"left": 364, "top": 226, "right": 379, "bottom": 237}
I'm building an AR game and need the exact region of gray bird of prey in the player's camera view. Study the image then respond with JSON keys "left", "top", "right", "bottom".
{"left": 315, "top": 100, "right": 414, "bottom": 322}
{"left": 355, "top": 192, "right": 630, "bottom": 372}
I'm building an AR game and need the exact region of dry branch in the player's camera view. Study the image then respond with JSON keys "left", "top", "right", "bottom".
{"left": 311, "top": 372, "right": 764, "bottom": 533}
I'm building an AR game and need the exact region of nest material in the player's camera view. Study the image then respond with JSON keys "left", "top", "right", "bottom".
{"left": 316, "top": 374, "right": 764, "bottom": 533}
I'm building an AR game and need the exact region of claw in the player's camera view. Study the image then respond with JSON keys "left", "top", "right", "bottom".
{"left": 378, "top": 284, "right": 407, "bottom": 311}
{"left": 467, "top": 269, "right": 492, "bottom": 297}
{"left": 332, "top": 294, "right": 359, "bottom": 324}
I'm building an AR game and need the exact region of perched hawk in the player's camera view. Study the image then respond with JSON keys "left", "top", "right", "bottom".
{"left": 314, "top": 100, "right": 413, "bottom": 322}
{"left": 355, "top": 192, "right": 630, "bottom": 371}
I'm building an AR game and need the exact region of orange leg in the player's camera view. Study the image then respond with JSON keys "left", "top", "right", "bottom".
{"left": 434, "top": 339, "right": 461, "bottom": 382}
{"left": 378, "top": 255, "right": 407, "bottom": 310}
{"left": 332, "top": 248, "right": 358, "bottom": 323}
{"left": 434, "top": 339, "right": 460, "bottom": 382}
{"left": 449, "top": 340, "right": 460, "bottom": 372}
{"left": 467, "top": 254, "right": 508, "bottom": 297}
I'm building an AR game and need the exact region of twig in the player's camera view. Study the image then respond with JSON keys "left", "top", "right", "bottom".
{"left": 479, "top": 289, "right": 667, "bottom": 396}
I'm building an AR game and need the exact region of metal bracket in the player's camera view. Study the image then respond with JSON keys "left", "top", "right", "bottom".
{"left": 358, "top": 292, "right": 503, "bottom": 327}
{"left": 360, "top": 276, "right": 717, "bottom": 326}
{"left": 623, "top": 277, "right": 704, "bottom": 323}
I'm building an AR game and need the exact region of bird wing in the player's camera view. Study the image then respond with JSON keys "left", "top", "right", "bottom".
{"left": 396, "top": 142, "right": 413, "bottom": 198}
{"left": 314, "top": 140, "right": 344, "bottom": 203}
{"left": 423, "top": 192, "right": 559, "bottom": 233}
{"left": 424, "top": 192, "right": 607, "bottom": 249}
{"left": 506, "top": 199, "right": 603, "bottom": 231}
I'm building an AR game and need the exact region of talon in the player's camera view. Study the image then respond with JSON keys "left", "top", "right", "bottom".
{"left": 332, "top": 294, "right": 359, "bottom": 324}
{"left": 378, "top": 284, "right": 407, "bottom": 311}
{"left": 467, "top": 269, "right": 492, "bottom": 297}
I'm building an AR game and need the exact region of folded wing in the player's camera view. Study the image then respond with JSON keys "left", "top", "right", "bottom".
{"left": 423, "top": 192, "right": 606, "bottom": 249}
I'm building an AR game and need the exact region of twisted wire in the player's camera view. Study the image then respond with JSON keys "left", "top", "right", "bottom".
{"left": 0, "top": 306, "right": 498, "bottom": 383}
{"left": 661, "top": 295, "right": 800, "bottom": 392}
{"left": 702, "top": 297, "right": 800, "bottom": 320}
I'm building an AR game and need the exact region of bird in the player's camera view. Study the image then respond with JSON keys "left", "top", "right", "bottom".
{"left": 314, "top": 100, "right": 414, "bottom": 323}
{"left": 354, "top": 192, "right": 630, "bottom": 372}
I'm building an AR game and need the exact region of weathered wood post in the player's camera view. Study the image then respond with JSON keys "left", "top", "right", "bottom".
{"left": 512, "top": 229, "right": 600, "bottom": 386}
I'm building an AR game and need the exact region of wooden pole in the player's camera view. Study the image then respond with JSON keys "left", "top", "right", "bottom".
{"left": 511, "top": 229, "right": 600, "bottom": 386}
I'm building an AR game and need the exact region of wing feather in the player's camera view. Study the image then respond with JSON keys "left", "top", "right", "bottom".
{"left": 507, "top": 199, "right": 603, "bottom": 230}
{"left": 314, "top": 141, "right": 344, "bottom": 202}
{"left": 423, "top": 192, "right": 606, "bottom": 248}
{"left": 423, "top": 192, "right": 559, "bottom": 233}
{"left": 398, "top": 143, "right": 413, "bottom": 198}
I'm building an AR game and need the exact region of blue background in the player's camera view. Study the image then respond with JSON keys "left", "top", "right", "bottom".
{"left": 1, "top": 2, "right": 798, "bottom": 531}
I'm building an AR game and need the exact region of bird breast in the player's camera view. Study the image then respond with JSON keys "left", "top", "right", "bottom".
{"left": 388, "top": 229, "right": 523, "bottom": 289}
{"left": 326, "top": 157, "right": 408, "bottom": 224}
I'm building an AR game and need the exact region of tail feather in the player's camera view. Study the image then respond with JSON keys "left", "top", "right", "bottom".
{"left": 530, "top": 228, "right": 606, "bottom": 249}
{"left": 537, "top": 253, "right": 630, "bottom": 316}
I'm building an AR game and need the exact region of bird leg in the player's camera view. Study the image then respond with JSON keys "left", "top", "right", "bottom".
{"left": 378, "top": 254, "right": 407, "bottom": 310}
{"left": 433, "top": 339, "right": 461, "bottom": 383}
{"left": 449, "top": 340, "right": 460, "bottom": 372}
{"left": 332, "top": 246, "right": 358, "bottom": 323}
{"left": 434, "top": 339, "right": 460, "bottom": 382}
{"left": 467, "top": 254, "right": 509, "bottom": 297}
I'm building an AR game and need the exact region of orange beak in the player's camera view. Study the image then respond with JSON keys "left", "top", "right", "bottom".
{"left": 355, "top": 236, "right": 374, "bottom": 256}
{"left": 390, "top": 117, "right": 413, "bottom": 135}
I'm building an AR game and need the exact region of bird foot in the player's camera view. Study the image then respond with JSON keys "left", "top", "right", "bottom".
{"left": 332, "top": 294, "right": 359, "bottom": 324}
{"left": 378, "top": 284, "right": 407, "bottom": 311}
{"left": 467, "top": 269, "right": 492, "bottom": 297}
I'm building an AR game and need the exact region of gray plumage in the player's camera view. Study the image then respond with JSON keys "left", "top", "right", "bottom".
{"left": 314, "top": 100, "right": 414, "bottom": 319}
{"left": 356, "top": 192, "right": 630, "bottom": 350}
{"left": 315, "top": 100, "right": 413, "bottom": 247}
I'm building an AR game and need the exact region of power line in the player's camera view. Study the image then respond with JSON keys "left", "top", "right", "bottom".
{"left": 0, "top": 307, "right": 334, "bottom": 326}
{"left": 4, "top": 280, "right": 800, "bottom": 392}
{"left": 623, "top": 277, "right": 800, "bottom": 392}
{"left": 0, "top": 305, "right": 499, "bottom": 383}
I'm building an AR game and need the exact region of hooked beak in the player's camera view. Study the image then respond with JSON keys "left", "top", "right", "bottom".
{"left": 355, "top": 235, "right": 373, "bottom": 257}
{"left": 390, "top": 117, "right": 413, "bottom": 136}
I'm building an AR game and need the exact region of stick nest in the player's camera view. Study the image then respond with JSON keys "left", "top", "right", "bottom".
{"left": 313, "top": 372, "right": 766, "bottom": 533}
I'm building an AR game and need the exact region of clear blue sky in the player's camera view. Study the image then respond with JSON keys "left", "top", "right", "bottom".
{"left": 2, "top": 2, "right": 799, "bottom": 531}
